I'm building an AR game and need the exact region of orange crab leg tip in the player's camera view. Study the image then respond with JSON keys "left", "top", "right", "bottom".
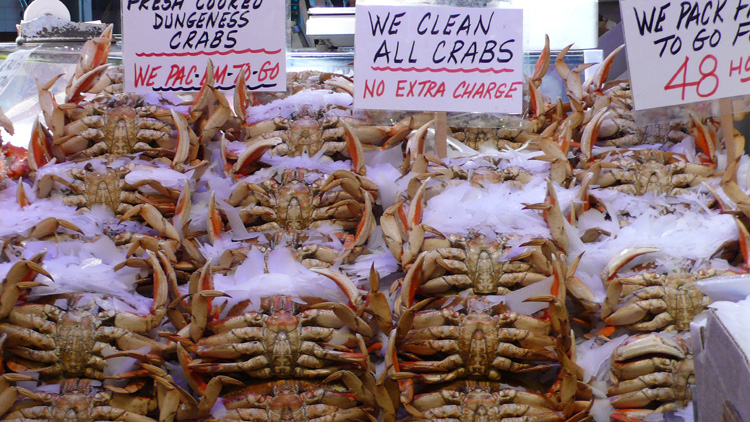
{"left": 690, "top": 115, "right": 716, "bottom": 165}
{"left": 172, "top": 181, "right": 191, "bottom": 228}
{"left": 598, "top": 326, "right": 617, "bottom": 338}
{"left": 401, "top": 254, "right": 425, "bottom": 308}
{"left": 602, "top": 247, "right": 661, "bottom": 282}
{"left": 207, "top": 193, "right": 223, "bottom": 244}
{"left": 310, "top": 268, "right": 362, "bottom": 307}
{"left": 232, "top": 137, "right": 279, "bottom": 177}
{"left": 16, "top": 182, "right": 30, "bottom": 208}
{"left": 735, "top": 218, "right": 750, "bottom": 268}
{"left": 532, "top": 35, "right": 551, "bottom": 81}
{"left": 233, "top": 68, "right": 249, "bottom": 118}
{"left": 341, "top": 119, "right": 365, "bottom": 175}
{"left": 171, "top": 110, "right": 190, "bottom": 167}
{"left": 407, "top": 180, "right": 429, "bottom": 228}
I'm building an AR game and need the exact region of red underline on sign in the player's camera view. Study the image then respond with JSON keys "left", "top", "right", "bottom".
{"left": 136, "top": 48, "right": 282, "bottom": 57}
{"left": 371, "top": 66, "right": 514, "bottom": 74}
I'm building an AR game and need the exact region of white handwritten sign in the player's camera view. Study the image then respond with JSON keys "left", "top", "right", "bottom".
{"left": 122, "top": 0, "right": 286, "bottom": 93}
{"left": 354, "top": 5, "right": 523, "bottom": 113}
{"left": 622, "top": 0, "right": 750, "bottom": 110}
{"left": 0, "top": 49, "right": 34, "bottom": 97}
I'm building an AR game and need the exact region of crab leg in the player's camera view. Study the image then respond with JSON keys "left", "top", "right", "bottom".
{"left": 579, "top": 107, "right": 609, "bottom": 165}
{"left": 602, "top": 247, "right": 661, "bottom": 284}
{"left": 111, "top": 251, "right": 167, "bottom": 333}
{"left": 28, "top": 217, "right": 83, "bottom": 239}
{"left": 120, "top": 203, "right": 181, "bottom": 241}
{"left": 0, "top": 255, "right": 50, "bottom": 319}
{"left": 583, "top": 44, "right": 625, "bottom": 96}
{"left": 229, "top": 137, "right": 281, "bottom": 178}
{"left": 28, "top": 118, "right": 56, "bottom": 171}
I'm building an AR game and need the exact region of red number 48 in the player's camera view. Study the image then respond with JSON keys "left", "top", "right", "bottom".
{"left": 664, "top": 55, "right": 719, "bottom": 100}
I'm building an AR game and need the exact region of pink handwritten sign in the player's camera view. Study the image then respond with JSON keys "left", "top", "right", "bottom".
{"left": 123, "top": 0, "right": 285, "bottom": 93}
{"left": 354, "top": 4, "right": 523, "bottom": 113}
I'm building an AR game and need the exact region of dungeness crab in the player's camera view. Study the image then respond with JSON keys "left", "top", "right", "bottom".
{"left": 0, "top": 251, "right": 168, "bottom": 381}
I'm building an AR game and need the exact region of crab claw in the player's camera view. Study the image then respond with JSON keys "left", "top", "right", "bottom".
{"left": 172, "top": 180, "right": 191, "bottom": 237}
{"left": 0, "top": 253, "right": 51, "bottom": 319}
{"left": 36, "top": 74, "right": 64, "bottom": 136}
{"left": 523, "top": 179, "right": 569, "bottom": 253}
{"left": 120, "top": 204, "right": 181, "bottom": 241}
{"left": 176, "top": 343, "right": 208, "bottom": 394}
{"left": 66, "top": 64, "right": 111, "bottom": 103}
{"left": 601, "top": 247, "right": 661, "bottom": 284}
{"left": 408, "top": 179, "right": 428, "bottom": 230}
{"left": 610, "top": 413, "right": 653, "bottom": 422}
{"left": 229, "top": 137, "right": 280, "bottom": 178}
{"left": 404, "top": 119, "right": 436, "bottom": 165}
{"left": 199, "top": 87, "right": 232, "bottom": 142}
{"left": 381, "top": 200, "right": 407, "bottom": 262}
{"left": 580, "top": 107, "right": 609, "bottom": 165}
{"left": 556, "top": 45, "right": 584, "bottom": 105}
{"left": 16, "top": 182, "right": 30, "bottom": 208}
{"left": 386, "top": 330, "right": 416, "bottom": 405}
{"left": 190, "top": 263, "right": 227, "bottom": 341}
{"left": 530, "top": 35, "right": 551, "bottom": 88}
{"left": 565, "top": 253, "right": 599, "bottom": 314}
{"left": 583, "top": 44, "right": 625, "bottom": 96}
{"left": 690, "top": 114, "right": 716, "bottom": 167}
{"left": 341, "top": 119, "right": 366, "bottom": 175}
{"left": 207, "top": 193, "right": 223, "bottom": 245}
{"left": 233, "top": 67, "right": 249, "bottom": 119}
{"left": 190, "top": 60, "right": 216, "bottom": 120}
{"left": 312, "top": 302, "right": 373, "bottom": 338}
{"left": 66, "top": 24, "right": 113, "bottom": 100}
{"left": 382, "top": 113, "right": 434, "bottom": 150}
{"left": 537, "top": 138, "right": 573, "bottom": 186}
{"left": 736, "top": 217, "right": 750, "bottom": 269}
{"left": 400, "top": 253, "right": 427, "bottom": 309}
{"left": 28, "top": 217, "right": 84, "bottom": 239}
{"left": 112, "top": 250, "right": 168, "bottom": 332}
{"left": 339, "top": 191, "right": 376, "bottom": 259}
{"left": 366, "top": 266, "right": 393, "bottom": 332}
{"left": 171, "top": 110, "right": 191, "bottom": 168}
{"left": 28, "top": 118, "right": 56, "bottom": 171}
{"left": 310, "top": 267, "right": 364, "bottom": 311}
{"left": 528, "top": 78, "right": 546, "bottom": 122}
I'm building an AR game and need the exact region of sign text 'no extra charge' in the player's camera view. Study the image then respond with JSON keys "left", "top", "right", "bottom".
{"left": 354, "top": 5, "right": 523, "bottom": 113}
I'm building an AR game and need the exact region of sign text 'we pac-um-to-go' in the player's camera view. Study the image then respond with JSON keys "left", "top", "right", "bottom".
{"left": 622, "top": 0, "right": 750, "bottom": 110}
{"left": 354, "top": 5, "right": 523, "bottom": 114}
{"left": 123, "top": 0, "right": 285, "bottom": 93}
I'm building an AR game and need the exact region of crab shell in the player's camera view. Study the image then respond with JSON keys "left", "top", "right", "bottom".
{"left": 0, "top": 250, "right": 169, "bottom": 381}
{"left": 408, "top": 380, "right": 566, "bottom": 422}
{"left": 175, "top": 263, "right": 375, "bottom": 386}
{"left": 199, "top": 371, "right": 377, "bottom": 422}
{"left": 608, "top": 333, "right": 694, "bottom": 415}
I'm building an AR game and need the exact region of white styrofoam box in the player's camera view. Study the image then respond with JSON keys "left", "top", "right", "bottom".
{"left": 502, "top": 0, "right": 598, "bottom": 50}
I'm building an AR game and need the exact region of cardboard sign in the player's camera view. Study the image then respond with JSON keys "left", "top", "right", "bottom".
{"left": 0, "top": 49, "right": 35, "bottom": 97}
{"left": 354, "top": 5, "right": 523, "bottom": 113}
{"left": 621, "top": 0, "right": 750, "bottom": 110}
{"left": 122, "top": 0, "right": 286, "bottom": 93}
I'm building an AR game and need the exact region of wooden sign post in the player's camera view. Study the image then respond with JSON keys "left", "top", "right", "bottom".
{"left": 122, "top": 0, "right": 286, "bottom": 93}
{"left": 353, "top": 4, "right": 524, "bottom": 158}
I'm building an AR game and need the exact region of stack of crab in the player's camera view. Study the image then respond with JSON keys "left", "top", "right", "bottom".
{"left": 555, "top": 47, "right": 750, "bottom": 421}
{"left": 0, "top": 25, "right": 749, "bottom": 422}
